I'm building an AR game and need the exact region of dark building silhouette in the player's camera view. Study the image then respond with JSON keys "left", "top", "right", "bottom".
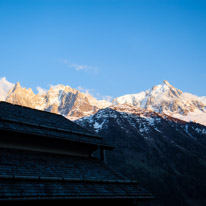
{"left": 0, "top": 102, "right": 153, "bottom": 205}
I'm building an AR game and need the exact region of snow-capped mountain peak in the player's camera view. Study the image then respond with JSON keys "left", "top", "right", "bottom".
{"left": 112, "top": 80, "right": 206, "bottom": 126}
{"left": 112, "top": 80, "right": 182, "bottom": 107}
{"left": 151, "top": 80, "right": 182, "bottom": 98}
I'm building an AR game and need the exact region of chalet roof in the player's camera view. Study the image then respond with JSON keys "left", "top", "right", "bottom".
{"left": 0, "top": 148, "right": 153, "bottom": 201}
{"left": 0, "top": 102, "right": 153, "bottom": 201}
{"left": 0, "top": 102, "right": 111, "bottom": 148}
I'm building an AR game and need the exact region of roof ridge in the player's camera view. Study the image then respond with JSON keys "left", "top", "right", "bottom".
{"left": 0, "top": 101, "right": 63, "bottom": 117}
{"left": 0, "top": 175, "right": 139, "bottom": 184}
{"left": 0, "top": 116, "right": 101, "bottom": 139}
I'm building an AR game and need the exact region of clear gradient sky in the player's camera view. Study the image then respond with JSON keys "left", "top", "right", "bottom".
{"left": 0, "top": 0, "right": 206, "bottom": 100}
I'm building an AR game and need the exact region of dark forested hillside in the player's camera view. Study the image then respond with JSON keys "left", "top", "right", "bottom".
{"left": 76, "top": 106, "right": 206, "bottom": 206}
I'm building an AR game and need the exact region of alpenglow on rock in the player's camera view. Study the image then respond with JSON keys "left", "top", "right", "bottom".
{"left": 4, "top": 81, "right": 111, "bottom": 120}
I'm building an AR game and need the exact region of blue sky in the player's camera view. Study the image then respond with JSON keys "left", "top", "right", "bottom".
{"left": 0, "top": 0, "right": 206, "bottom": 100}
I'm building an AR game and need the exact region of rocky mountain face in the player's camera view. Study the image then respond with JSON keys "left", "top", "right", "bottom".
{"left": 75, "top": 104, "right": 206, "bottom": 206}
{"left": 5, "top": 82, "right": 111, "bottom": 120}
{"left": 6, "top": 82, "right": 45, "bottom": 110}
{"left": 113, "top": 80, "right": 206, "bottom": 126}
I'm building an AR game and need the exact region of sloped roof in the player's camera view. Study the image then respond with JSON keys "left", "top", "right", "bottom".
{"left": 0, "top": 102, "right": 111, "bottom": 148}
{"left": 0, "top": 148, "right": 123, "bottom": 180}
{"left": 0, "top": 148, "right": 153, "bottom": 201}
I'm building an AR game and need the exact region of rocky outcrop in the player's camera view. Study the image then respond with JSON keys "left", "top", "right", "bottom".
{"left": 5, "top": 83, "right": 111, "bottom": 120}
{"left": 6, "top": 82, "right": 45, "bottom": 110}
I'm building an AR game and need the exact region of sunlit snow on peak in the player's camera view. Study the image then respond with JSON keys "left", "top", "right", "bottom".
{"left": 0, "top": 77, "right": 15, "bottom": 101}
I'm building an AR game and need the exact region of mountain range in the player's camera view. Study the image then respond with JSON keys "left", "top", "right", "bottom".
{"left": 1, "top": 77, "right": 206, "bottom": 205}
{"left": 0, "top": 77, "right": 206, "bottom": 126}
